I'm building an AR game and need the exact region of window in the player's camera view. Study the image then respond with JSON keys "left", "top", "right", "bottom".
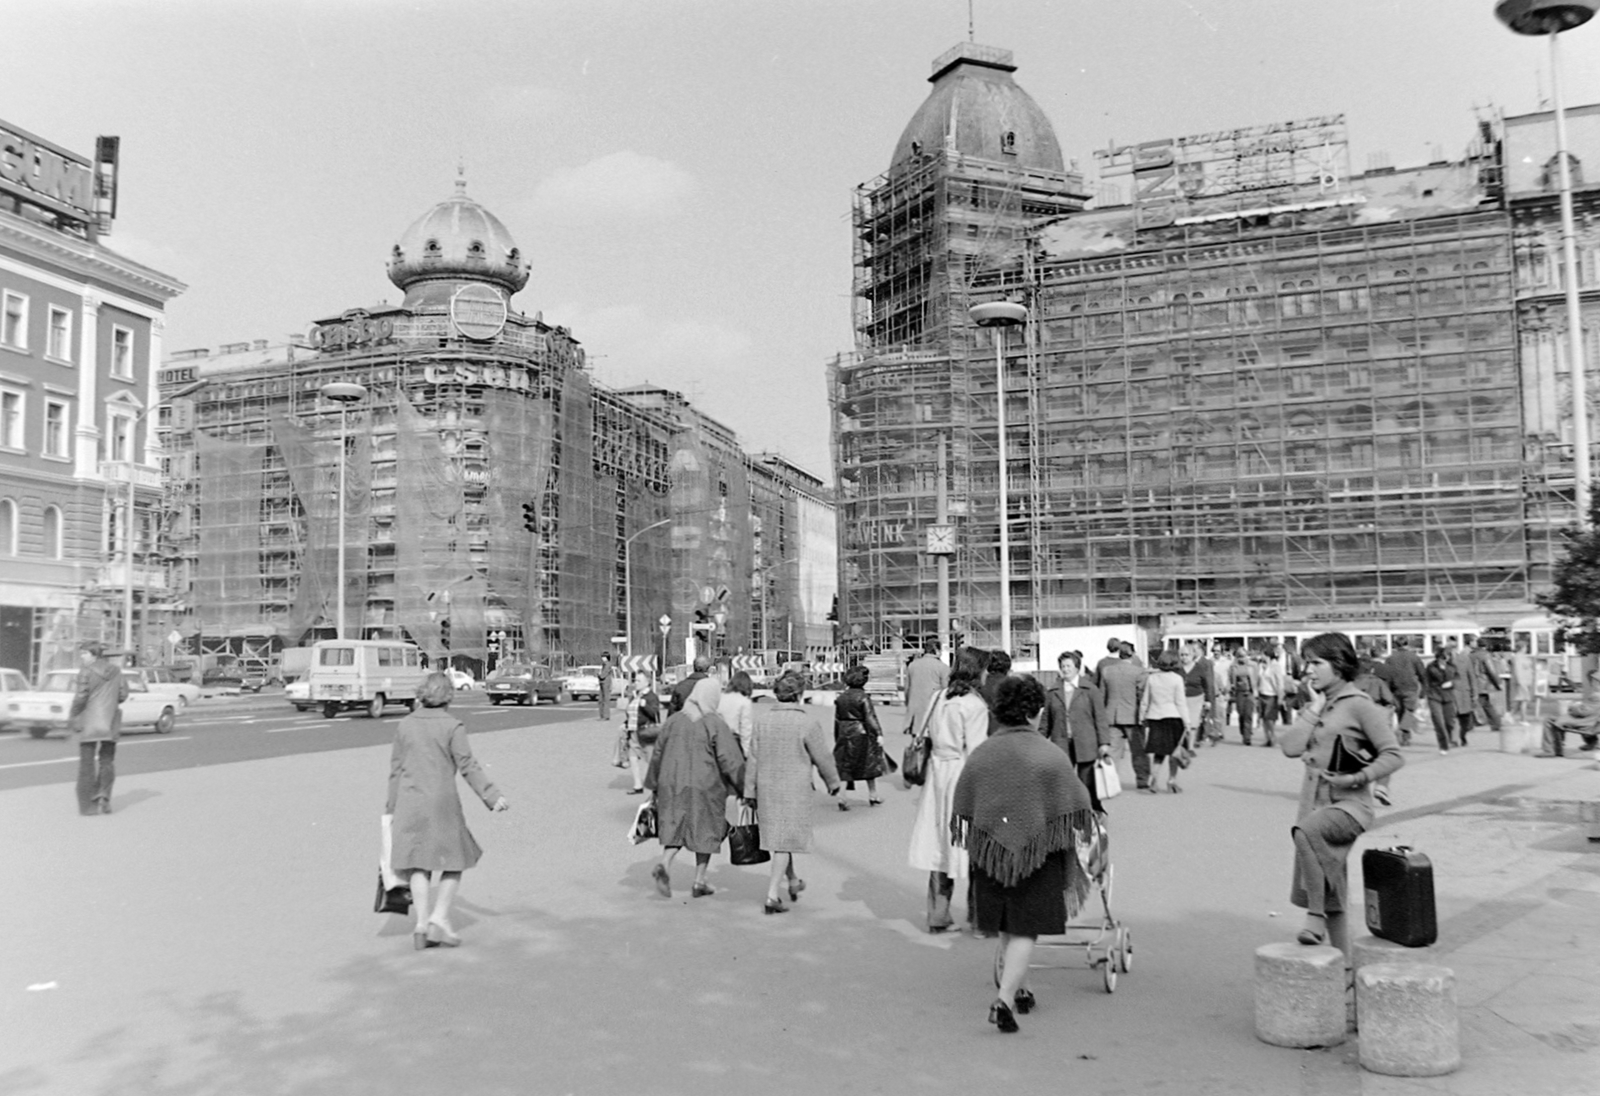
{"left": 319, "top": 647, "right": 355, "bottom": 666}
{"left": 47, "top": 307, "right": 72, "bottom": 361}
{"left": 0, "top": 498, "right": 14, "bottom": 554}
{"left": 42, "top": 505, "right": 61, "bottom": 559}
{"left": 43, "top": 400, "right": 68, "bottom": 457}
{"left": 108, "top": 412, "right": 132, "bottom": 462}
{"left": 377, "top": 647, "right": 394, "bottom": 667}
{"left": 0, "top": 389, "right": 23, "bottom": 449}
{"left": 1, "top": 292, "right": 26, "bottom": 349}
{"left": 111, "top": 326, "right": 134, "bottom": 378}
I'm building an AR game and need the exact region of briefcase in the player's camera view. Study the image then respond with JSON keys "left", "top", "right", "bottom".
{"left": 1362, "top": 846, "right": 1437, "bottom": 947}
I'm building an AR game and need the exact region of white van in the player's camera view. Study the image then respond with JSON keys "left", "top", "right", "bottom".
{"left": 308, "top": 640, "right": 428, "bottom": 719}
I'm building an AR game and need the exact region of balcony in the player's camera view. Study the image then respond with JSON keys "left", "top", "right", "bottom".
{"left": 99, "top": 461, "right": 163, "bottom": 489}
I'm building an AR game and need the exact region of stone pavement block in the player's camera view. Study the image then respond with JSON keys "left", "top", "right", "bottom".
{"left": 1356, "top": 962, "right": 1460, "bottom": 1077}
{"left": 1254, "top": 942, "right": 1346, "bottom": 1048}
{"left": 1353, "top": 933, "right": 1438, "bottom": 973}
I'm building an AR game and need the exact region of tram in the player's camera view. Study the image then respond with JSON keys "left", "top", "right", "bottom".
{"left": 1159, "top": 618, "right": 1481, "bottom": 660}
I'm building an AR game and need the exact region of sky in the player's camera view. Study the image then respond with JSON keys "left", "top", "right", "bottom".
{"left": 6, "top": 0, "right": 1600, "bottom": 480}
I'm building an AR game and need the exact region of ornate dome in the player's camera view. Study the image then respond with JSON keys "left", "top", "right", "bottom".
{"left": 890, "top": 44, "right": 1063, "bottom": 174}
{"left": 387, "top": 175, "right": 531, "bottom": 300}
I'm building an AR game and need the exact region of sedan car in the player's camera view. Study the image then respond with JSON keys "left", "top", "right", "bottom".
{"left": 445, "top": 668, "right": 476, "bottom": 691}
{"left": 129, "top": 667, "right": 202, "bottom": 709}
{"left": 0, "top": 667, "right": 31, "bottom": 730}
{"left": 563, "top": 665, "right": 605, "bottom": 701}
{"left": 285, "top": 679, "right": 314, "bottom": 711}
{"left": 484, "top": 663, "right": 563, "bottom": 706}
{"left": 4, "top": 669, "right": 178, "bottom": 738}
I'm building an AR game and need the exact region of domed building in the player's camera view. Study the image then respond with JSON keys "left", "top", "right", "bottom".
{"left": 161, "top": 178, "right": 835, "bottom": 677}
{"left": 831, "top": 43, "right": 1088, "bottom": 655}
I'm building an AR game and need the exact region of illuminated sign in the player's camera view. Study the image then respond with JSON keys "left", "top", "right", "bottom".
{"left": 0, "top": 119, "right": 117, "bottom": 233}
{"left": 1096, "top": 115, "right": 1348, "bottom": 228}
{"left": 450, "top": 284, "right": 508, "bottom": 341}
{"left": 422, "top": 362, "right": 538, "bottom": 393}
{"left": 308, "top": 312, "right": 395, "bottom": 351}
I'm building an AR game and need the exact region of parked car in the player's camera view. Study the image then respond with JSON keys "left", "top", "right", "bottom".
{"left": 128, "top": 667, "right": 202, "bottom": 709}
{"left": 285, "top": 679, "right": 314, "bottom": 711}
{"left": 201, "top": 665, "right": 244, "bottom": 696}
{"left": 485, "top": 662, "right": 563, "bottom": 706}
{"left": 239, "top": 667, "right": 269, "bottom": 693}
{"left": 3, "top": 669, "right": 177, "bottom": 738}
{"left": 0, "top": 667, "right": 31, "bottom": 730}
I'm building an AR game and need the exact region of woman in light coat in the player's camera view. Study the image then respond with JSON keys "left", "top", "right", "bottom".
{"left": 718, "top": 670, "right": 755, "bottom": 757}
{"left": 746, "top": 671, "right": 841, "bottom": 913}
{"left": 907, "top": 647, "right": 991, "bottom": 932}
{"left": 1139, "top": 649, "right": 1189, "bottom": 793}
{"left": 387, "top": 672, "right": 509, "bottom": 950}
{"left": 645, "top": 675, "right": 745, "bottom": 898}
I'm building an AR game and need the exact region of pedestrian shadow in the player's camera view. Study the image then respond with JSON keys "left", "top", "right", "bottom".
{"left": 107, "top": 789, "right": 161, "bottom": 813}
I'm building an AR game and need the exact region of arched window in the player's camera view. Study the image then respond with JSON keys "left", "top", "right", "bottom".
{"left": 42, "top": 505, "right": 61, "bottom": 559}
{"left": 0, "top": 498, "right": 14, "bottom": 554}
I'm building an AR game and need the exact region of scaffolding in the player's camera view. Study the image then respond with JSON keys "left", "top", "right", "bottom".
{"left": 834, "top": 130, "right": 1547, "bottom": 651}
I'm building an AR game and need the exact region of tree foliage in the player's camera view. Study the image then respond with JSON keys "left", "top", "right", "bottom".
{"left": 1536, "top": 498, "right": 1600, "bottom": 655}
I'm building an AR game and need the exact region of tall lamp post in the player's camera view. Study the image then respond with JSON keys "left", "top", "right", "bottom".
{"left": 1497, "top": 1, "right": 1598, "bottom": 525}
{"left": 969, "top": 300, "right": 1029, "bottom": 653}
{"left": 623, "top": 516, "right": 672, "bottom": 658}
{"left": 320, "top": 381, "right": 367, "bottom": 638}
{"left": 122, "top": 379, "right": 207, "bottom": 659}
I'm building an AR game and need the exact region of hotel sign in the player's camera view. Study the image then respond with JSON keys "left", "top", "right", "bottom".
{"left": 0, "top": 119, "right": 117, "bottom": 232}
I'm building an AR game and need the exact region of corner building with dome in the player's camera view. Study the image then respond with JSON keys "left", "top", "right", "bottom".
{"left": 156, "top": 180, "right": 834, "bottom": 677}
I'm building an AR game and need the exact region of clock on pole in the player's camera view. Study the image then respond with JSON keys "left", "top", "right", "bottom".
{"left": 925, "top": 524, "right": 956, "bottom": 555}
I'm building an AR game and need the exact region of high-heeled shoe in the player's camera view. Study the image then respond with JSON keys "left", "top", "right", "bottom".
{"left": 427, "top": 923, "right": 462, "bottom": 947}
{"left": 763, "top": 898, "right": 789, "bottom": 915}
{"left": 1013, "top": 988, "right": 1036, "bottom": 1015}
{"left": 413, "top": 931, "right": 438, "bottom": 950}
{"left": 988, "top": 999, "right": 1019, "bottom": 1033}
{"left": 788, "top": 877, "right": 805, "bottom": 903}
{"left": 837, "top": 801, "right": 850, "bottom": 812}
{"left": 691, "top": 882, "right": 714, "bottom": 898}
{"left": 868, "top": 798, "right": 883, "bottom": 806}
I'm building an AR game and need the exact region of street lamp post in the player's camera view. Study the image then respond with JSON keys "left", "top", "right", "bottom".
{"left": 969, "top": 300, "right": 1029, "bottom": 653}
{"left": 320, "top": 381, "right": 367, "bottom": 638}
{"left": 123, "top": 379, "right": 207, "bottom": 659}
{"left": 1497, "top": 1, "right": 1598, "bottom": 525}
{"left": 624, "top": 517, "right": 672, "bottom": 658}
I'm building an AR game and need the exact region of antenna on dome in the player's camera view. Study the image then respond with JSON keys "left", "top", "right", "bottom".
{"left": 455, "top": 159, "right": 467, "bottom": 194}
{"left": 967, "top": 0, "right": 975, "bottom": 41}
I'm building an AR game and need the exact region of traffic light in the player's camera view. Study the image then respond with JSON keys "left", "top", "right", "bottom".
{"left": 521, "top": 501, "right": 537, "bottom": 532}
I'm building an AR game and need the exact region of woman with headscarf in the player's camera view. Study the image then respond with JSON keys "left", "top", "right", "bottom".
{"left": 644, "top": 675, "right": 746, "bottom": 898}
{"left": 907, "top": 646, "right": 991, "bottom": 932}
{"left": 746, "top": 671, "right": 842, "bottom": 913}
{"left": 1280, "top": 632, "right": 1404, "bottom": 955}
{"left": 951, "top": 675, "right": 1096, "bottom": 1033}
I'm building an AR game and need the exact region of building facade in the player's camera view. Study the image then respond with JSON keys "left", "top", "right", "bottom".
{"left": 0, "top": 118, "right": 184, "bottom": 676}
{"left": 831, "top": 42, "right": 1597, "bottom": 657}
{"left": 161, "top": 182, "right": 833, "bottom": 677}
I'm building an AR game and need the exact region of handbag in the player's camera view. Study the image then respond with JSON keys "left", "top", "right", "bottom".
{"left": 374, "top": 872, "right": 412, "bottom": 914}
{"left": 1093, "top": 757, "right": 1122, "bottom": 800}
{"left": 726, "top": 800, "right": 770, "bottom": 865}
{"left": 627, "top": 801, "right": 658, "bottom": 845}
{"left": 902, "top": 695, "right": 939, "bottom": 787}
{"left": 1172, "top": 732, "right": 1196, "bottom": 770}
{"left": 1328, "top": 732, "right": 1375, "bottom": 775}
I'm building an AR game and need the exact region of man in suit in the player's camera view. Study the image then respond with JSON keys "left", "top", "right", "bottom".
{"left": 1468, "top": 637, "right": 1506, "bottom": 738}
{"left": 902, "top": 638, "right": 948, "bottom": 738}
{"left": 669, "top": 656, "right": 711, "bottom": 714}
{"left": 1093, "top": 637, "right": 1123, "bottom": 681}
{"left": 1099, "top": 642, "right": 1148, "bottom": 789}
{"left": 1043, "top": 650, "right": 1112, "bottom": 810}
{"left": 70, "top": 643, "right": 128, "bottom": 816}
{"left": 1449, "top": 639, "right": 1478, "bottom": 745}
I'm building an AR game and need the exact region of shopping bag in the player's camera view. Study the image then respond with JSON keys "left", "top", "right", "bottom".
{"left": 375, "top": 814, "right": 411, "bottom": 913}
{"left": 627, "top": 801, "right": 658, "bottom": 846}
{"left": 726, "top": 800, "right": 770, "bottom": 865}
{"left": 1093, "top": 758, "right": 1122, "bottom": 801}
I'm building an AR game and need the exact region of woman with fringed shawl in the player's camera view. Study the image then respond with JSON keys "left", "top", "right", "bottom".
{"left": 951, "top": 675, "right": 1097, "bottom": 1033}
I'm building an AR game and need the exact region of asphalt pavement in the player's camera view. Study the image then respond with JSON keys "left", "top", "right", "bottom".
{"left": 0, "top": 703, "right": 1596, "bottom": 1095}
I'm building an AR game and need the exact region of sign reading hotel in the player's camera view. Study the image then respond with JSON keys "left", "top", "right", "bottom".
{"left": 0, "top": 118, "right": 119, "bottom": 235}
{"left": 1096, "top": 114, "right": 1348, "bottom": 229}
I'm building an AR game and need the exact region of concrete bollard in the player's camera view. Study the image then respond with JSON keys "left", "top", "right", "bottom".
{"left": 1356, "top": 963, "right": 1460, "bottom": 1077}
{"left": 1255, "top": 943, "right": 1348, "bottom": 1048}
{"left": 1352, "top": 934, "right": 1438, "bottom": 974}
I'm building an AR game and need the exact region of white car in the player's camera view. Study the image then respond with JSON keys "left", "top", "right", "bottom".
{"left": 129, "top": 667, "right": 202, "bottom": 709}
{"left": 4, "top": 669, "right": 178, "bottom": 738}
{"left": 0, "top": 667, "right": 31, "bottom": 730}
{"left": 563, "top": 665, "right": 605, "bottom": 701}
{"left": 445, "top": 668, "right": 476, "bottom": 691}
{"left": 285, "top": 679, "right": 314, "bottom": 711}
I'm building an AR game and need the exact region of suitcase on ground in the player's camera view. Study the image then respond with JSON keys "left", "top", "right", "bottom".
{"left": 1362, "top": 846, "right": 1437, "bottom": 947}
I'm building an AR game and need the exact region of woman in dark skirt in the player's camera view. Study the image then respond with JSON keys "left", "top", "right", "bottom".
{"left": 951, "top": 676, "right": 1096, "bottom": 1033}
{"left": 832, "top": 664, "right": 887, "bottom": 808}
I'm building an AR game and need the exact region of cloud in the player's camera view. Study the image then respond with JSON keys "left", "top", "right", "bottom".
{"left": 523, "top": 151, "right": 695, "bottom": 220}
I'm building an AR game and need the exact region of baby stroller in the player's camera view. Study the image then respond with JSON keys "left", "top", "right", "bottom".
{"left": 993, "top": 813, "right": 1130, "bottom": 993}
